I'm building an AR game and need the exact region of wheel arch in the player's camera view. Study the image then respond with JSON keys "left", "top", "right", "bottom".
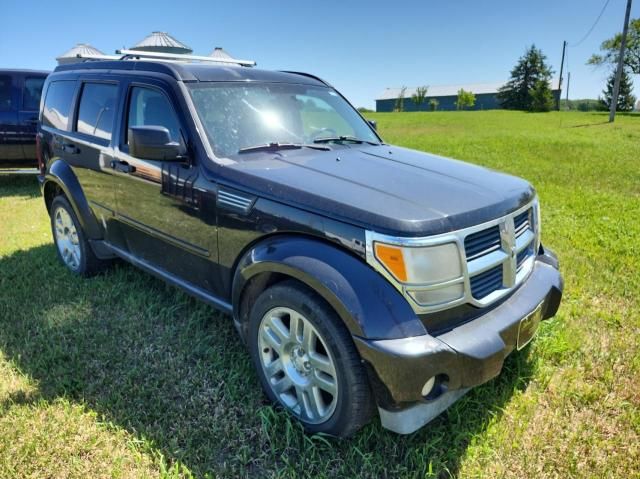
{"left": 43, "top": 159, "right": 103, "bottom": 240}
{"left": 231, "top": 234, "right": 426, "bottom": 342}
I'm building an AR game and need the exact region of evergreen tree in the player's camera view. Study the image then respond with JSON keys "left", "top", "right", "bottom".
{"left": 498, "top": 45, "right": 554, "bottom": 110}
{"left": 530, "top": 80, "right": 555, "bottom": 112}
{"left": 601, "top": 68, "right": 636, "bottom": 112}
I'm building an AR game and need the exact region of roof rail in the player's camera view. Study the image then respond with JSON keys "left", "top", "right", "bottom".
{"left": 116, "top": 49, "right": 256, "bottom": 67}
{"left": 75, "top": 53, "right": 122, "bottom": 61}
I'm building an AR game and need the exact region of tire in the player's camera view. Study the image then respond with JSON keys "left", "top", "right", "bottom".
{"left": 248, "top": 280, "right": 374, "bottom": 437}
{"left": 50, "top": 195, "right": 107, "bottom": 277}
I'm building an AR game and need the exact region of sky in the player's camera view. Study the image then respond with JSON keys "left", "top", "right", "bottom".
{"left": 1, "top": 0, "right": 638, "bottom": 109}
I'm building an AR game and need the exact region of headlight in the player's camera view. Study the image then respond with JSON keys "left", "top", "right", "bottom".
{"left": 373, "top": 241, "right": 464, "bottom": 307}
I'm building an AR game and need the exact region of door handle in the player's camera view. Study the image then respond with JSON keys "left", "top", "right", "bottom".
{"left": 27, "top": 118, "right": 38, "bottom": 124}
{"left": 110, "top": 160, "right": 136, "bottom": 174}
{"left": 62, "top": 143, "right": 80, "bottom": 154}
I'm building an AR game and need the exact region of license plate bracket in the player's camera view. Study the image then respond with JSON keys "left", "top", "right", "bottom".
{"left": 517, "top": 302, "right": 544, "bottom": 350}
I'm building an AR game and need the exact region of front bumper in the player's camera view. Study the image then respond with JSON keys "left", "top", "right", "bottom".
{"left": 354, "top": 248, "right": 563, "bottom": 433}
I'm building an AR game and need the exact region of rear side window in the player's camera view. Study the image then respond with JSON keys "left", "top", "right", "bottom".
{"left": 23, "top": 77, "right": 45, "bottom": 111}
{"left": 76, "top": 83, "right": 118, "bottom": 141}
{"left": 43, "top": 80, "right": 77, "bottom": 130}
{"left": 0, "top": 75, "right": 12, "bottom": 111}
{"left": 127, "top": 87, "right": 182, "bottom": 144}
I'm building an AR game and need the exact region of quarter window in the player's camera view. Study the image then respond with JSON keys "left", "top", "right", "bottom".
{"left": 127, "top": 87, "right": 182, "bottom": 145}
{"left": 23, "top": 77, "right": 45, "bottom": 111}
{"left": 42, "top": 80, "right": 77, "bottom": 130}
{"left": 0, "top": 75, "right": 12, "bottom": 111}
{"left": 76, "top": 83, "right": 118, "bottom": 140}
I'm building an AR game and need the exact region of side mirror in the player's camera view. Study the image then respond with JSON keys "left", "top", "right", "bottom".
{"left": 129, "top": 126, "right": 185, "bottom": 161}
{"left": 367, "top": 119, "right": 377, "bottom": 131}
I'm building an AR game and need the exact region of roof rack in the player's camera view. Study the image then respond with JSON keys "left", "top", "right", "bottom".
{"left": 116, "top": 49, "right": 256, "bottom": 67}
{"left": 75, "top": 53, "right": 122, "bottom": 61}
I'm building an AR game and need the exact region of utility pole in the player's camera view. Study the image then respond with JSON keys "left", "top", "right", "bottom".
{"left": 610, "top": 0, "right": 633, "bottom": 123}
{"left": 557, "top": 40, "right": 567, "bottom": 111}
{"left": 566, "top": 72, "right": 571, "bottom": 102}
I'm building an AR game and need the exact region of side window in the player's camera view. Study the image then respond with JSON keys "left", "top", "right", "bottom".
{"left": 42, "top": 80, "right": 77, "bottom": 130}
{"left": 0, "top": 75, "right": 12, "bottom": 111}
{"left": 75, "top": 83, "right": 118, "bottom": 140}
{"left": 127, "top": 87, "right": 182, "bottom": 145}
{"left": 23, "top": 77, "right": 45, "bottom": 111}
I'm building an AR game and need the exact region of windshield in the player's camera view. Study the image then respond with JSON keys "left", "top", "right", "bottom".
{"left": 188, "top": 82, "right": 379, "bottom": 158}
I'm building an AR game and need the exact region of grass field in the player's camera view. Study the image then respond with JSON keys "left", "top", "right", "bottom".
{"left": 1, "top": 110, "right": 639, "bottom": 478}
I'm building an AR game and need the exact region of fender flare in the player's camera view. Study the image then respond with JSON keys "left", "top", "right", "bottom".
{"left": 232, "top": 235, "right": 427, "bottom": 340}
{"left": 43, "top": 159, "right": 103, "bottom": 240}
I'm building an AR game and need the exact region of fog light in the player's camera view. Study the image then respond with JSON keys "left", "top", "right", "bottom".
{"left": 421, "top": 376, "right": 436, "bottom": 397}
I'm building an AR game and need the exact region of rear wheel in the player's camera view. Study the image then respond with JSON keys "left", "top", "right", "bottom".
{"left": 50, "top": 195, "right": 107, "bottom": 276}
{"left": 248, "top": 280, "right": 374, "bottom": 437}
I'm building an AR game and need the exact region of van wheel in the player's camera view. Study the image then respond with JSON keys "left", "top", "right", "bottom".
{"left": 248, "top": 280, "right": 374, "bottom": 437}
{"left": 50, "top": 195, "right": 106, "bottom": 276}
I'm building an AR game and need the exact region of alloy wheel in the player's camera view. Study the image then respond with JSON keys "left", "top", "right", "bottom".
{"left": 53, "top": 206, "right": 81, "bottom": 271}
{"left": 258, "top": 307, "right": 338, "bottom": 424}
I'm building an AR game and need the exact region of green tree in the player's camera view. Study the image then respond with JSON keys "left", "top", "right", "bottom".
{"left": 588, "top": 18, "right": 640, "bottom": 74}
{"left": 395, "top": 86, "right": 407, "bottom": 112}
{"left": 498, "top": 45, "right": 554, "bottom": 110}
{"left": 601, "top": 68, "right": 636, "bottom": 111}
{"left": 428, "top": 98, "right": 439, "bottom": 111}
{"left": 529, "top": 80, "right": 555, "bottom": 112}
{"left": 456, "top": 89, "right": 476, "bottom": 110}
{"left": 411, "top": 86, "right": 428, "bottom": 110}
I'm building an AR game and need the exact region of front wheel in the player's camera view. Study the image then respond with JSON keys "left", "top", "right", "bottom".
{"left": 248, "top": 280, "right": 374, "bottom": 437}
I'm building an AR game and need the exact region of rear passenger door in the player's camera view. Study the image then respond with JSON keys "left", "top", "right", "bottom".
{"left": 18, "top": 75, "right": 46, "bottom": 161}
{"left": 0, "top": 73, "right": 21, "bottom": 163}
{"left": 65, "top": 80, "right": 120, "bottom": 238}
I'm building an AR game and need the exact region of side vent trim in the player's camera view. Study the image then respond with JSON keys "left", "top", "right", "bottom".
{"left": 217, "top": 188, "right": 255, "bottom": 214}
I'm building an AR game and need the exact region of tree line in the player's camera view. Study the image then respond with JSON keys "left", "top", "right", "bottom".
{"left": 392, "top": 20, "right": 639, "bottom": 113}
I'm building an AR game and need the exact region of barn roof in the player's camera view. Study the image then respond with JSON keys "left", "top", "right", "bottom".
{"left": 376, "top": 79, "right": 560, "bottom": 100}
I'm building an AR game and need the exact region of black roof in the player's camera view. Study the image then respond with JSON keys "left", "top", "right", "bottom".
{"left": 53, "top": 61, "right": 327, "bottom": 86}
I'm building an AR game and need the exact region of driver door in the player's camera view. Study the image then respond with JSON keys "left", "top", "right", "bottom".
{"left": 111, "top": 81, "right": 218, "bottom": 292}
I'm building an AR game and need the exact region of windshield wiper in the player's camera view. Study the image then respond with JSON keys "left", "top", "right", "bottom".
{"left": 313, "top": 136, "right": 380, "bottom": 146}
{"left": 238, "top": 142, "right": 331, "bottom": 154}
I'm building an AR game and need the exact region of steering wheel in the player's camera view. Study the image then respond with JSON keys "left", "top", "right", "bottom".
{"left": 310, "top": 128, "right": 338, "bottom": 141}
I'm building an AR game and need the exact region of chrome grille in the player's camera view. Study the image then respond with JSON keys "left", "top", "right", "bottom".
{"left": 464, "top": 205, "right": 536, "bottom": 302}
{"left": 514, "top": 210, "right": 531, "bottom": 237}
{"left": 470, "top": 265, "right": 503, "bottom": 299}
{"left": 464, "top": 225, "right": 501, "bottom": 261}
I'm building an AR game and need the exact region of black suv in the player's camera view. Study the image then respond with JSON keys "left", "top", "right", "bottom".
{"left": 0, "top": 69, "right": 48, "bottom": 169}
{"left": 37, "top": 56, "right": 562, "bottom": 437}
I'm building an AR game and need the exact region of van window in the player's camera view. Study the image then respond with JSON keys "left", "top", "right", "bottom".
{"left": 127, "top": 87, "right": 181, "bottom": 144}
{"left": 42, "top": 80, "right": 77, "bottom": 130}
{"left": 0, "top": 75, "right": 11, "bottom": 111}
{"left": 23, "top": 77, "right": 46, "bottom": 111}
{"left": 76, "top": 83, "right": 118, "bottom": 141}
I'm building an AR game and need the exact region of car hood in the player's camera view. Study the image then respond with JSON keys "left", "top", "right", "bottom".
{"left": 222, "top": 144, "right": 535, "bottom": 236}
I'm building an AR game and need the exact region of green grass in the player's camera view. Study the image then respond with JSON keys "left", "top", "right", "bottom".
{"left": 1, "top": 110, "right": 639, "bottom": 478}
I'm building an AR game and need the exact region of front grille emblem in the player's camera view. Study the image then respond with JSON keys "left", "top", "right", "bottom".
{"left": 500, "top": 218, "right": 517, "bottom": 287}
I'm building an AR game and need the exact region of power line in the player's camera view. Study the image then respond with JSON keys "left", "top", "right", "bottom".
{"left": 569, "top": 0, "right": 612, "bottom": 47}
